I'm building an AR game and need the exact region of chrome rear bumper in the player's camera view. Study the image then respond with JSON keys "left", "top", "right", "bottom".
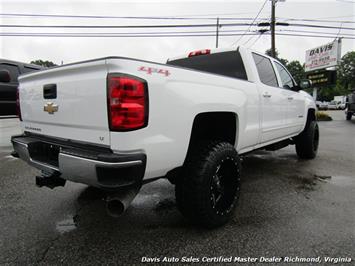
{"left": 12, "top": 135, "right": 146, "bottom": 189}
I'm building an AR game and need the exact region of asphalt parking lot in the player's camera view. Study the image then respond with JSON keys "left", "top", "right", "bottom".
{"left": 0, "top": 111, "right": 354, "bottom": 265}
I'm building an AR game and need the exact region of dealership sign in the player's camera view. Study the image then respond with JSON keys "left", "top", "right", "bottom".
{"left": 306, "top": 70, "right": 336, "bottom": 87}
{"left": 305, "top": 40, "right": 341, "bottom": 72}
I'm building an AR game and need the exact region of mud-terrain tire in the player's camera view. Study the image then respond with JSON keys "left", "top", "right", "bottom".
{"left": 295, "top": 120, "right": 319, "bottom": 159}
{"left": 175, "top": 141, "right": 241, "bottom": 228}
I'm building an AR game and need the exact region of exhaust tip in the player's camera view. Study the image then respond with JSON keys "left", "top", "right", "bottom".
{"left": 106, "top": 199, "right": 125, "bottom": 217}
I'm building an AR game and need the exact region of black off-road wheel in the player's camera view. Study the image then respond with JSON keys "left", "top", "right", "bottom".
{"left": 295, "top": 120, "right": 319, "bottom": 159}
{"left": 346, "top": 112, "right": 352, "bottom": 121}
{"left": 175, "top": 141, "right": 241, "bottom": 228}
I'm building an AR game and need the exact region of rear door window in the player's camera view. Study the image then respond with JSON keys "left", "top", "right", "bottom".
{"left": 252, "top": 53, "right": 278, "bottom": 87}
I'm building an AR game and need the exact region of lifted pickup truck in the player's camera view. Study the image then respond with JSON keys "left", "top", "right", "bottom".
{"left": 12, "top": 46, "right": 318, "bottom": 227}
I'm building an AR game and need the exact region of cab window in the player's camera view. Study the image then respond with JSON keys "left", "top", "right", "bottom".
{"left": 252, "top": 53, "right": 278, "bottom": 87}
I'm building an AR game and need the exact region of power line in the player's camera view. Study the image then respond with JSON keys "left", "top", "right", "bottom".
{"left": 243, "top": 18, "right": 270, "bottom": 46}
{"left": 287, "top": 22, "right": 355, "bottom": 30}
{"left": 232, "top": 0, "right": 269, "bottom": 46}
{"left": 335, "top": 22, "right": 344, "bottom": 40}
{"left": 2, "top": 12, "right": 354, "bottom": 25}
{"left": 277, "top": 17, "right": 355, "bottom": 24}
{"left": 2, "top": 12, "right": 353, "bottom": 23}
{"left": 1, "top": 28, "right": 352, "bottom": 37}
{"left": 274, "top": 32, "right": 355, "bottom": 39}
{"left": 1, "top": 32, "right": 354, "bottom": 39}
{"left": 257, "top": 22, "right": 355, "bottom": 30}
{"left": 279, "top": 29, "right": 354, "bottom": 37}
{"left": 312, "top": 14, "right": 355, "bottom": 20}
{"left": 0, "top": 22, "right": 252, "bottom": 29}
{"left": 1, "top": 22, "right": 354, "bottom": 31}
{"left": 0, "top": 13, "right": 271, "bottom": 21}
{"left": 0, "top": 33, "right": 261, "bottom": 38}
{"left": 0, "top": 29, "right": 250, "bottom": 36}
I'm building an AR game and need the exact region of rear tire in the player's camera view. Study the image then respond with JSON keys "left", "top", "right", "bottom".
{"left": 295, "top": 120, "right": 319, "bottom": 159}
{"left": 175, "top": 141, "right": 241, "bottom": 228}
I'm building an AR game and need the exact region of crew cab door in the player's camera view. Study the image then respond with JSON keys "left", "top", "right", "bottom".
{"left": 252, "top": 53, "right": 286, "bottom": 143}
{"left": 273, "top": 61, "right": 305, "bottom": 134}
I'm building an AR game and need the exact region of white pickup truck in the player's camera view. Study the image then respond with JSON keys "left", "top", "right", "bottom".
{"left": 12, "top": 46, "right": 318, "bottom": 228}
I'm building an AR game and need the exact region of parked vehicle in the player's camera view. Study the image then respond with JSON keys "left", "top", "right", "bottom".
{"left": 327, "top": 100, "right": 340, "bottom": 110}
{"left": 0, "top": 59, "right": 43, "bottom": 116}
{"left": 345, "top": 91, "right": 355, "bottom": 120}
{"left": 316, "top": 101, "right": 328, "bottom": 110}
{"left": 11, "top": 47, "right": 318, "bottom": 227}
{"left": 332, "top": 96, "right": 347, "bottom": 110}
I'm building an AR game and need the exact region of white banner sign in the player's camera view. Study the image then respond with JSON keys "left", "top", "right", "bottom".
{"left": 305, "top": 40, "right": 341, "bottom": 72}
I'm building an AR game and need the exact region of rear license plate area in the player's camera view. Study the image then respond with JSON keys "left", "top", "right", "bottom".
{"left": 28, "top": 142, "right": 60, "bottom": 167}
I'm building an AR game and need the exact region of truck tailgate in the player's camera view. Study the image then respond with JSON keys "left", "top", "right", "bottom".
{"left": 19, "top": 59, "right": 110, "bottom": 146}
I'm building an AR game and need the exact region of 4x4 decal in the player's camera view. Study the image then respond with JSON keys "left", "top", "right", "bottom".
{"left": 138, "top": 66, "right": 170, "bottom": 77}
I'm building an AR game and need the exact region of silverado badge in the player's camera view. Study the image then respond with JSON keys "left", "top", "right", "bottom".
{"left": 43, "top": 102, "right": 58, "bottom": 114}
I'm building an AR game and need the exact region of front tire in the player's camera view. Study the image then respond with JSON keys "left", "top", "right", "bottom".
{"left": 175, "top": 141, "right": 241, "bottom": 228}
{"left": 295, "top": 120, "right": 319, "bottom": 159}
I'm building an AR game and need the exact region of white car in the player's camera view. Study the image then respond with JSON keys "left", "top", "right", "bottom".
{"left": 12, "top": 46, "right": 318, "bottom": 227}
{"left": 316, "top": 101, "right": 328, "bottom": 110}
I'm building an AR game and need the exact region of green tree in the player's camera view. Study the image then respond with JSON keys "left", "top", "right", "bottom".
{"left": 286, "top": 60, "right": 305, "bottom": 84}
{"left": 337, "top": 51, "right": 355, "bottom": 91}
{"left": 30, "top": 60, "right": 57, "bottom": 68}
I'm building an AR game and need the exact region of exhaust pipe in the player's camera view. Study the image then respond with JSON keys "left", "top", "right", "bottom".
{"left": 106, "top": 186, "right": 140, "bottom": 217}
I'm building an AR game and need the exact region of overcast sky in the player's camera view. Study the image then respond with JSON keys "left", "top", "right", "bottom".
{"left": 0, "top": 0, "right": 354, "bottom": 65}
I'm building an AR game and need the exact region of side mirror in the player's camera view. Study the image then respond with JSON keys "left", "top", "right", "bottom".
{"left": 299, "top": 79, "right": 312, "bottom": 90}
{"left": 0, "top": 69, "right": 11, "bottom": 83}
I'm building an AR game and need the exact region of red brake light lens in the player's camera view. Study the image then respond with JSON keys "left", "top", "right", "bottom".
{"left": 16, "top": 87, "right": 22, "bottom": 121}
{"left": 107, "top": 74, "right": 148, "bottom": 131}
{"left": 188, "top": 49, "right": 211, "bottom": 57}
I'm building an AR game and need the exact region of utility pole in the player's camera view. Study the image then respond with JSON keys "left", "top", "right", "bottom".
{"left": 271, "top": 0, "right": 276, "bottom": 58}
{"left": 216, "top": 17, "right": 220, "bottom": 48}
{"left": 270, "top": 0, "right": 285, "bottom": 58}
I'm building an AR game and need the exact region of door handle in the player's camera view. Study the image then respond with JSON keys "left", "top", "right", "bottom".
{"left": 263, "top": 93, "right": 272, "bottom": 98}
{"left": 287, "top": 97, "right": 294, "bottom": 100}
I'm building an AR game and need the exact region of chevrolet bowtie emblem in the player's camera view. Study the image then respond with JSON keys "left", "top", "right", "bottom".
{"left": 43, "top": 102, "right": 59, "bottom": 114}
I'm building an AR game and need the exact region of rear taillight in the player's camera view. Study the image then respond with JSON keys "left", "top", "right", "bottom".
{"left": 16, "top": 87, "right": 22, "bottom": 121}
{"left": 107, "top": 74, "right": 148, "bottom": 131}
{"left": 188, "top": 49, "right": 211, "bottom": 57}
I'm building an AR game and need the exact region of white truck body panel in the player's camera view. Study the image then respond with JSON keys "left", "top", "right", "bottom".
{"left": 16, "top": 46, "right": 315, "bottom": 181}
{"left": 19, "top": 60, "right": 110, "bottom": 146}
{"left": 106, "top": 56, "right": 260, "bottom": 178}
